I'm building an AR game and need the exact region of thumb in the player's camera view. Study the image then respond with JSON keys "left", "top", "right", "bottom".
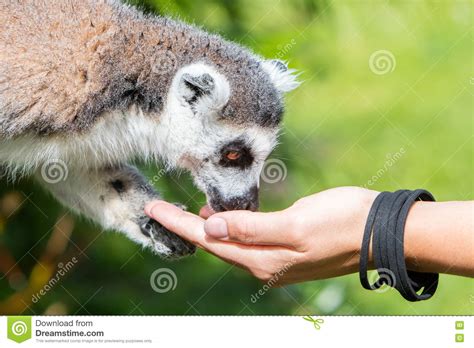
{"left": 204, "top": 210, "right": 293, "bottom": 246}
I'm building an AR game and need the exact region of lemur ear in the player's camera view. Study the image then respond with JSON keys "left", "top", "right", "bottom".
{"left": 175, "top": 63, "right": 230, "bottom": 113}
{"left": 261, "top": 59, "right": 300, "bottom": 93}
{"left": 181, "top": 73, "right": 215, "bottom": 105}
{"left": 183, "top": 73, "right": 215, "bottom": 94}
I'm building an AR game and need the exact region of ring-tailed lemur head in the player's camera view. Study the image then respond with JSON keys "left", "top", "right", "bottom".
{"left": 160, "top": 59, "right": 299, "bottom": 212}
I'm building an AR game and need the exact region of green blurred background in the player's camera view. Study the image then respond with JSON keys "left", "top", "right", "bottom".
{"left": 1, "top": 0, "right": 472, "bottom": 315}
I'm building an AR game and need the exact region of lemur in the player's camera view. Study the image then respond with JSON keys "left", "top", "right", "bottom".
{"left": 0, "top": 0, "right": 299, "bottom": 258}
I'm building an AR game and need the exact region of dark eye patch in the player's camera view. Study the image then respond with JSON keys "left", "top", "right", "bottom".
{"left": 110, "top": 179, "right": 126, "bottom": 194}
{"left": 219, "top": 139, "right": 253, "bottom": 169}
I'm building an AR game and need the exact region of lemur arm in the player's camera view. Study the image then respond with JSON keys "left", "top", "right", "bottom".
{"left": 35, "top": 164, "right": 195, "bottom": 258}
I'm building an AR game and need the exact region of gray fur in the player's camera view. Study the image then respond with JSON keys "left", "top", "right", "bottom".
{"left": 0, "top": 0, "right": 283, "bottom": 137}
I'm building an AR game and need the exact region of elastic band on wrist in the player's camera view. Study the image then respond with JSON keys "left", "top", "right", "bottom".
{"left": 359, "top": 189, "right": 438, "bottom": 301}
{"left": 359, "top": 191, "right": 388, "bottom": 290}
{"left": 393, "top": 190, "right": 438, "bottom": 301}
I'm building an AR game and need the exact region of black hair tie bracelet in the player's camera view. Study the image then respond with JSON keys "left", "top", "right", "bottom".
{"left": 359, "top": 189, "right": 439, "bottom": 301}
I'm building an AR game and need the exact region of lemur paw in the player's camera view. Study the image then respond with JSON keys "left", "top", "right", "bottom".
{"left": 139, "top": 206, "right": 196, "bottom": 259}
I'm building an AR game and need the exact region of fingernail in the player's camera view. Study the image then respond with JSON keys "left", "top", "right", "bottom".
{"left": 204, "top": 217, "right": 228, "bottom": 238}
{"left": 145, "top": 201, "right": 162, "bottom": 216}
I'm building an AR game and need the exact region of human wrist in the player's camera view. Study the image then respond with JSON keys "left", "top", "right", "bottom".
{"left": 403, "top": 201, "right": 431, "bottom": 272}
{"left": 359, "top": 190, "right": 440, "bottom": 301}
{"left": 357, "top": 193, "right": 436, "bottom": 272}
{"left": 352, "top": 189, "right": 379, "bottom": 269}
{"left": 404, "top": 201, "right": 474, "bottom": 276}
{"left": 404, "top": 201, "right": 455, "bottom": 274}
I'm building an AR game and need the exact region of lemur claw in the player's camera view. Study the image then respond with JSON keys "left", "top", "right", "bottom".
{"left": 139, "top": 216, "right": 196, "bottom": 259}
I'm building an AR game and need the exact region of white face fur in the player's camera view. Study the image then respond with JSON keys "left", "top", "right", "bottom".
{"left": 157, "top": 62, "right": 296, "bottom": 211}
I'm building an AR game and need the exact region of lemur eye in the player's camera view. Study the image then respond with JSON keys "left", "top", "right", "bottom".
{"left": 219, "top": 139, "right": 254, "bottom": 169}
{"left": 225, "top": 151, "right": 241, "bottom": 161}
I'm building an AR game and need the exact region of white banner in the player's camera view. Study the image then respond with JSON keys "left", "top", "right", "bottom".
{"left": 0, "top": 316, "right": 470, "bottom": 347}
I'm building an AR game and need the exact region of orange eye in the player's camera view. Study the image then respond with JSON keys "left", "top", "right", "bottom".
{"left": 226, "top": 151, "right": 241, "bottom": 161}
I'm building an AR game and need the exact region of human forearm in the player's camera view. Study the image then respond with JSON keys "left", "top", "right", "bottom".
{"left": 404, "top": 201, "right": 474, "bottom": 277}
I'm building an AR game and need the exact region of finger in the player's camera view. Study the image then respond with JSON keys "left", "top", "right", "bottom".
{"left": 204, "top": 209, "right": 295, "bottom": 246}
{"left": 145, "top": 201, "right": 209, "bottom": 248}
{"left": 145, "top": 201, "right": 289, "bottom": 266}
{"left": 199, "top": 204, "right": 215, "bottom": 219}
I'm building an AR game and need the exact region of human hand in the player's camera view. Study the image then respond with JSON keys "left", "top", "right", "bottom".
{"left": 144, "top": 187, "right": 379, "bottom": 285}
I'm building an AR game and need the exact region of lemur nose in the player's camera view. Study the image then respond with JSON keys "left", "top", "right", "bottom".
{"left": 220, "top": 186, "right": 259, "bottom": 212}
{"left": 221, "top": 200, "right": 257, "bottom": 212}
